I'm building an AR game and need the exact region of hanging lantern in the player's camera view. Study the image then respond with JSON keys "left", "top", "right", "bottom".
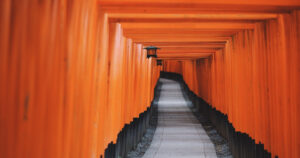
{"left": 157, "top": 59, "right": 163, "bottom": 66}
{"left": 144, "top": 46, "right": 160, "bottom": 58}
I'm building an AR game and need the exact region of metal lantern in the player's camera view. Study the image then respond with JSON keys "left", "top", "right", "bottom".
{"left": 144, "top": 46, "right": 160, "bottom": 58}
{"left": 157, "top": 59, "right": 163, "bottom": 66}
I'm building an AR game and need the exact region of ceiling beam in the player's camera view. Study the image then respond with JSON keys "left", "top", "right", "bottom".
{"left": 108, "top": 13, "right": 278, "bottom": 23}
{"left": 121, "top": 22, "right": 255, "bottom": 30}
{"left": 133, "top": 37, "right": 231, "bottom": 42}
{"left": 99, "top": 0, "right": 300, "bottom": 7}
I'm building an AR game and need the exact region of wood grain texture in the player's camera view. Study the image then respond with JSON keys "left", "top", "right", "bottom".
{"left": 0, "top": 0, "right": 299, "bottom": 157}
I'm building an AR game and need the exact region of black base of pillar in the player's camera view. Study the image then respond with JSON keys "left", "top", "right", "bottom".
{"left": 160, "top": 71, "right": 277, "bottom": 158}
{"left": 191, "top": 97, "right": 273, "bottom": 158}
{"left": 101, "top": 81, "right": 161, "bottom": 158}
{"left": 101, "top": 106, "right": 154, "bottom": 158}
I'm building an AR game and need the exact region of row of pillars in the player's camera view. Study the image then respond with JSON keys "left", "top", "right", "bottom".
{"left": 102, "top": 83, "right": 161, "bottom": 158}
{"left": 169, "top": 72, "right": 277, "bottom": 158}
{"left": 103, "top": 107, "right": 152, "bottom": 158}
{"left": 160, "top": 71, "right": 277, "bottom": 158}
{"left": 103, "top": 71, "right": 280, "bottom": 158}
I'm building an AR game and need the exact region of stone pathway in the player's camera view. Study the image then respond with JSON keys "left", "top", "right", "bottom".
{"left": 142, "top": 78, "right": 217, "bottom": 158}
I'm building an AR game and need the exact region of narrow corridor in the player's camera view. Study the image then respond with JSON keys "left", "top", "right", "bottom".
{"left": 143, "top": 78, "right": 217, "bottom": 158}
{"left": 1, "top": 0, "right": 300, "bottom": 158}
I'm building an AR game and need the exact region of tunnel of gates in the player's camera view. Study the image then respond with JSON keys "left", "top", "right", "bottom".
{"left": 0, "top": 0, "right": 300, "bottom": 158}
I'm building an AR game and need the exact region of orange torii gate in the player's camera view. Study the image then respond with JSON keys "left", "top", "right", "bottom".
{"left": 0, "top": 0, "right": 299, "bottom": 157}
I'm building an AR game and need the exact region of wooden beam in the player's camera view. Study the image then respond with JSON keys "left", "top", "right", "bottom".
{"left": 108, "top": 13, "right": 278, "bottom": 23}
{"left": 157, "top": 48, "right": 219, "bottom": 52}
{"left": 138, "top": 41, "right": 227, "bottom": 46}
{"left": 123, "top": 29, "right": 241, "bottom": 34}
{"left": 125, "top": 33, "right": 235, "bottom": 38}
{"left": 133, "top": 37, "right": 231, "bottom": 42}
{"left": 99, "top": 0, "right": 300, "bottom": 7}
{"left": 121, "top": 22, "right": 255, "bottom": 30}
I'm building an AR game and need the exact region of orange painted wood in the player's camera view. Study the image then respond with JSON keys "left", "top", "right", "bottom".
{"left": 0, "top": 0, "right": 299, "bottom": 157}
{"left": 175, "top": 11, "right": 300, "bottom": 158}
{"left": 99, "top": 0, "right": 300, "bottom": 7}
{"left": 0, "top": 1, "right": 160, "bottom": 158}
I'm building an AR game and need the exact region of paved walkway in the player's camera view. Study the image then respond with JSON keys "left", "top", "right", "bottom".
{"left": 142, "top": 78, "right": 217, "bottom": 158}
